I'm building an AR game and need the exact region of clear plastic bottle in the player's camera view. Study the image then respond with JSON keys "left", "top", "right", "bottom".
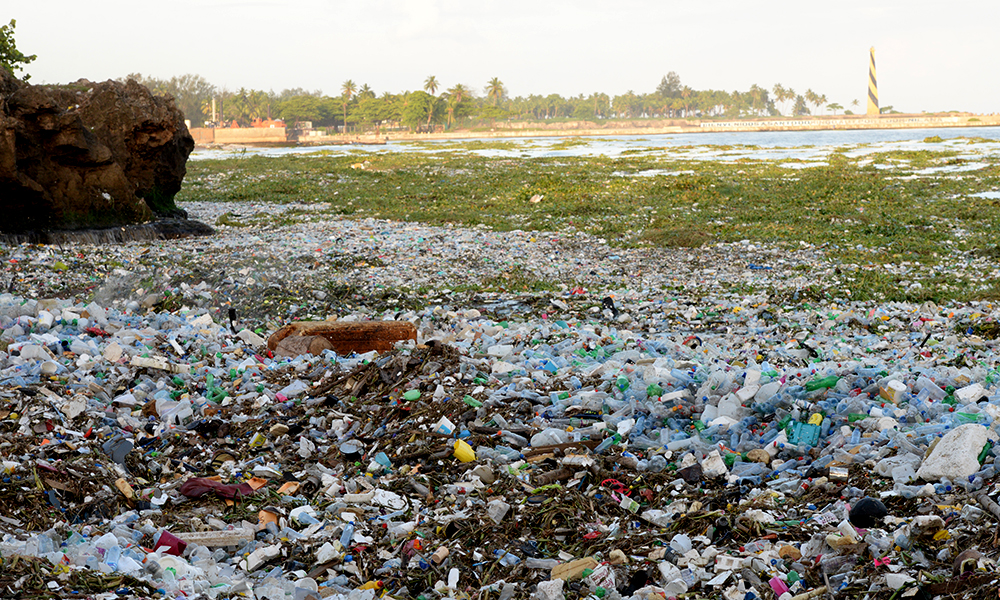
{"left": 524, "top": 558, "right": 560, "bottom": 569}
{"left": 499, "top": 582, "right": 517, "bottom": 600}
{"left": 594, "top": 432, "right": 621, "bottom": 453}
{"left": 104, "top": 544, "right": 121, "bottom": 571}
{"left": 339, "top": 522, "right": 355, "bottom": 548}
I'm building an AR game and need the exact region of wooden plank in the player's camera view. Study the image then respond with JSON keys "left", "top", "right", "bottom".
{"left": 267, "top": 320, "right": 417, "bottom": 354}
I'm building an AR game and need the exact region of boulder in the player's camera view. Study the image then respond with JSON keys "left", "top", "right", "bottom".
{"left": 0, "top": 69, "right": 199, "bottom": 233}
{"left": 916, "top": 423, "right": 993, "bottom": 482}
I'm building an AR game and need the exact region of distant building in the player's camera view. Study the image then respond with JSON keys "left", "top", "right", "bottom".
{"left": 252, "top": 118, "right": 285, "bottom": 128}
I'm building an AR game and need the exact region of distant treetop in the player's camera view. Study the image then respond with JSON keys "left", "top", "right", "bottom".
{"left": 0, "top": 19, "right": 36, "bottom": 81}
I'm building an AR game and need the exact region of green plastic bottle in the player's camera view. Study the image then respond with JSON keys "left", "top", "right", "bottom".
{"left": 616, "top": 374, "right": 630, "bottom": 391}
{"left": 804, "top": 375, "right": 839, "bottom": 391}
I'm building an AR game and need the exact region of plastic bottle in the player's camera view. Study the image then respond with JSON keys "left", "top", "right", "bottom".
{"left": 104, "top": 544, "right": 122, "bottom": 571}
{"left": 646, "top": 455, "right": 667, "bottom": 472}
{"left": 805, "top": 375, "right": 839, "bottom": 392}
{"left": 666, "top": 436, "right": 694, "bottom": 451}
{"left": 629, "top": 415, "right": 647, "bottom": 440}
{"left": 339, "top": 522, "right": 355, "bottom": 548}
{"left": 524, "top": 558, "right": 561, "bottom": 569}
{"left": 893, "top": 482, "right": 931, "bottom": 498}
{"left": 493, "top": 549, "right": 520, "bottom": 566}
{"left": 959, "top": 476, "right": 984, "bottom": 492}
{"left": 499, "top": 582, "right": 517, "bottom": 600}
{"left": 501, "top": 431, "right": 528, "bottom": 448}
{"left": 594, "top": 432, "right": 621, "bottom": 453}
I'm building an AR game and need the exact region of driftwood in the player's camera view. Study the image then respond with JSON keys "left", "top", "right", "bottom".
{"left": 267, "top": 320, "right": 417, "bottom": 355}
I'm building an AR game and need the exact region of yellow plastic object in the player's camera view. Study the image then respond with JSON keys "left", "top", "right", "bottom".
{"left": 454, "top": 439, "right": 476, "bottom": 462}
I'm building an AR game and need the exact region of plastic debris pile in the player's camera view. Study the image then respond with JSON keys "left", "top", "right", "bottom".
{"left": 2, "top": 204, "right": 1000, "bottom": 600}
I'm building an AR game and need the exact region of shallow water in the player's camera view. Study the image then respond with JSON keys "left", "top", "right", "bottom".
{"left": 190, "top": 126, "right": 1000, "bottom": 163}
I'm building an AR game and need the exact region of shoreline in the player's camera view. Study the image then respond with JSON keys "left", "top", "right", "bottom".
{"left": 194, "top": 113, "right": 1000, "bottom": 148}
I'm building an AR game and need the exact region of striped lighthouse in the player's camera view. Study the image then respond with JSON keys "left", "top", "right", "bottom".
{"left": 867, "top": 47, "right": 879, "bottom": 116}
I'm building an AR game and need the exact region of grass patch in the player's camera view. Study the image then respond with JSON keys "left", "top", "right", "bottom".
{"left": 178, "top": 138, "right": 1000, "bottom": 303}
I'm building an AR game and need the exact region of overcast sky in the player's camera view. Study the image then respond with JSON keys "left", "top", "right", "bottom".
{"left": 12, "top": 0, "right": 1000, "bottom": 114}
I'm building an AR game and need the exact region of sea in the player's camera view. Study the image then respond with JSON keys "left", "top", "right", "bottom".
{"left": 190, "top": 126, "right": 1000, "bottom": 164}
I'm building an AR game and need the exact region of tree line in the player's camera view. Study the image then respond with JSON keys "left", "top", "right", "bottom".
{"left": 121, "top": 71, "right": 868, "bottom": 133}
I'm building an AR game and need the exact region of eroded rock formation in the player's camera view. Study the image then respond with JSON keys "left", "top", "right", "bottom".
{"left": 0, "top": 69, "right": 199, "bottom": 234}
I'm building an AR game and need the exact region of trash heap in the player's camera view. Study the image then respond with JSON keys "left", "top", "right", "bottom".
{"left": 3, "top": 223, "right": 1000, "bottom": 599}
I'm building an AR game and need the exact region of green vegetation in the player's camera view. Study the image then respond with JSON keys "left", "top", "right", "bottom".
{"left": 123, "top": 70, "right": 860, "bottom": 133}
{"left": 0, "top": 19, "right": 35, "bottom": 81}
{"left": 178, "top": 141, "right": 1000, "bottom": 303}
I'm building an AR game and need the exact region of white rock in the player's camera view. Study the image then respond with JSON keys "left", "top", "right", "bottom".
{"left": 237, "top": 328, "right": 266, "bottom": 347}
{"left": 313, "top": 542, "right": 338, "bottom": 564}
{"left": 65, "top": 395, "right": 87, "bottom": 420}
{"left": 190, "top": 313, "right": 214, "bottom": 327}
{"left": 701, "top": 450, "right": 729, "bottom": 478}
{"left": 244, "top": 543, "right": 281, "bottom": 571}
{"left": 491, "top": 361, "right": 516, "bottom": 374}
{"left": 916, "top": 424, "right": 993, "bottom": 482}
{"left": 744, "top": 509, "right": 776, "bottom": 524}
{"left": 955, "top": 383, "right": 987, "bottom": 405}
{"left": 534, "top": 578, "right": 565, "bottom": 600}
{"left": 885, "top": 573, "right": 916, "bottom": 590}
{"left": 372, "top": 489, "right": 407, "bottom": 510}
{"left": 103, "top": 341, "right": 123, "bottom": 362}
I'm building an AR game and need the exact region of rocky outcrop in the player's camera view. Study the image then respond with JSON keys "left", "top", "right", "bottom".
{"left": 0, "top": 69, "right": 204, "bottom": 234}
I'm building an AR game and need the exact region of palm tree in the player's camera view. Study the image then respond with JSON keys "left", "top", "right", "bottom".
{"left": 782, "top": 87, "right": 796, "bottom": 115}
{"left": 793, "top": 94, "right": 810, "bottom": 116}
{"left": 804, "top": 89, "right": 824, "bottom": 115}
{"left": 748, "top": 84, "right": 769, "bottom": 116}
{"left": 341, "top": 79, "right": 356, "bottom": 133}
{"left": 678, "top": 86, "right": 693, "bottom": 117}
{"left": 773, "top": 84, "right": 795, "bottom": 115}
{"left": 486, "top": 77, "right": 505, "bottom": 106}
{"left": 251, "top": 90, "right": 275, "bottom": 120}
{"left": 772, "top": 83, "right": 785, "bottom": 113}
{"left": 229, "top": 88, "right": 253, "bottom": 125}
{"left": 449, "top": 83, "right": 469, "bottom": 104}
{"left": 446, "top": 84, "right": 470, "bottom": 128}
{"left": 358, "top": 84, "right": 375, "bottom": 100}
{"left": 423, "top": 75, "right": 439, "bottom": 96}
